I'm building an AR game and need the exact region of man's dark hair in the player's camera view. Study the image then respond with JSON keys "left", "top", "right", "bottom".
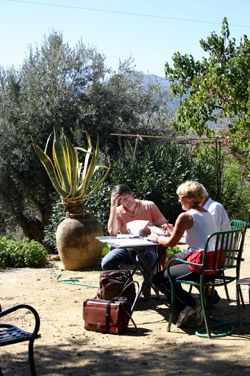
{"left": 112, "top": 184, "right": 132, "bottom": 195}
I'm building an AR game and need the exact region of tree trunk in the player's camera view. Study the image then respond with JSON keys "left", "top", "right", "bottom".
{"left": 18, "top": 216, "right": 44, "bottom": 243}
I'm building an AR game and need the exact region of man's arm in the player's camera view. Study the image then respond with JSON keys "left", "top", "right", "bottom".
{"left": 107, "top": 192, "right": 121, "bottom": 235}
{"left": 151, "top": 202, "right": 168, "bottom": 226}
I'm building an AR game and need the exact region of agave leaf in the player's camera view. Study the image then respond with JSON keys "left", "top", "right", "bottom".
{"left": 60, "top": 132, "right": 79, "bottom": 198}
{"left": 44, "top": 132, "right": 53, "bottom": 154}
{"left": 80, "top": 149, "right": 92, "bottom": 182}
{"left": 68, "top": 146, "right": 79, "bottom": 197}
{"left": 79, "top": 141, "right": 99, "bottom": 197}
{"left": 83, "top": 162, "right": 111, "bottom": 199}
{"left": 53, "top": 130, "right": 71, "bottom": 194}
{"left": 76, "top": 147, "right": 88, "bottom": 153}
{"left": 33, "top": 144, "right": 68, "bottom": 197}
{"left": 80, "top": 131, "right": 93, "bottom": 182}
{"left": 34, "top": 129, "right": 110, "bottom": 207}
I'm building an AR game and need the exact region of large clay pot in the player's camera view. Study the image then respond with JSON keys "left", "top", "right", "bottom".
{"left": 56, "top": 212, "right": 103, "bottom": 270}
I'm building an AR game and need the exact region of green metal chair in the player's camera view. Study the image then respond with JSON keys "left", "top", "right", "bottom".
{"left": 222, "top": 219, "right": 248, "bottom": 301}
{"left": 0, "top": 304, "right": 40, "bottom": 375}
{"left": 206, "top": 219, "right": 248, "bottom": 302}
{"left": 230, "top": 220, "right": 249, "bottom": 331}
{"left": 230, "top": 219, "right": 248, "bottom": 232}
{"left": 166, "top": 228, "right": 245, "bottom": 338}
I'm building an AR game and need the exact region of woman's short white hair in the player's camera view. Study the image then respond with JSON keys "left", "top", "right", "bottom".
{"left": 200, "top": 183, "right": 209, "bottom": 198}
{"left": 176, "top": 180, "right": 206, "bottom": 205}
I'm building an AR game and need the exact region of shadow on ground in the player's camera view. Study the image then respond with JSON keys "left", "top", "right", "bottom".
{"left": 1, "top": 334, "right": 250, "bottom": 376}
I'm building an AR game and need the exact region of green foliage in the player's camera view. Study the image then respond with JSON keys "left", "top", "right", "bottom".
{"left": 101, "top": 244, "right": 111, "bottom": 258}
{"left": 86, "top": 140, "right": 250, "bottom": 225}
{"left": 0, "top": 236, "right": 48, "bottom": 268}
{"left": 165, "top": 17, "right": 250, "bottom": 172}
{"left": 34, "top": 129, "right": 110, "bottom": 211}
{"left": 191, "top": 143, "right": 222, "bottom": 198}
{"left": 167, "top": 246, "right": 182, "bottom": 258}
{"left": 44, "top": 140, "right": 249, "bottom": 248}
{"left": 43, "top": 200, "right": 65, "bottom": 250}
{"left": 0, "top": 32, "right": 173, "bottom": 242}
{"left": 222, "top": 160, "right": 250, "bottom": 219}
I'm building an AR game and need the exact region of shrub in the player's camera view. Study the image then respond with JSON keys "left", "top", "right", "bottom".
{"left": 0, "top": 236, "right": 48, "bottom": 268}
{"left": 44, "top": 200, "right": 65, "bottom": 251}
{"left": 44, "top": 141, "right": 249, "bottom": 248}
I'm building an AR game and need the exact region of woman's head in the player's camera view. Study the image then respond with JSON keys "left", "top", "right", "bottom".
{"left": 177, "top": 181, "right": 206, "bottom": 207}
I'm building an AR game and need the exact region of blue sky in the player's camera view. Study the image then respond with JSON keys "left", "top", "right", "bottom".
{"left": 1, "top": 0, "right": 250, "bottom": 77}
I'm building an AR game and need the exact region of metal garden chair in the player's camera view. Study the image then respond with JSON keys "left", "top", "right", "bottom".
{"left": 224, "top": 219, "right": 248, "bottom": 301}
{"left": 0, "top": 304, "right": 40, "bottom": 376}
{"left": 166, "top": 228, "right": 245, "bottom": 338}
{"left": 202, "top": 219, "right": 248, "bottom": 302}
{"left": 230, "top": 220, "right": 249, "bottom": 332}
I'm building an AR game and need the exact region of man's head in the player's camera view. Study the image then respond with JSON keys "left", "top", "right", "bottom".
{"left": 112, "top": 184, "right": 132, "bottom": 196}
{"left": 111, "top": 184, "right": 135, "bottom": 209}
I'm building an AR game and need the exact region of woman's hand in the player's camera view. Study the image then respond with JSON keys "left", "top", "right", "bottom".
{"left": 162, "top": 223, "right": 174, "bottom": 235}
{"left": 147, "top": 232, "right": 159, "bottom": 243}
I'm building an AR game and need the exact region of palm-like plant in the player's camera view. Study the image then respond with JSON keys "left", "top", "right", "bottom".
{"left": 34, "top": 129, "right": 110, "bottom": 270}
{"left": 34, "top": 129, "right": 110, "bottom": 215}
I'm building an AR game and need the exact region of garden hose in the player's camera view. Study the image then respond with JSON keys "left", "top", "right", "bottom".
{"left": 52, "top": 272, "right": 99, "bottom": 288}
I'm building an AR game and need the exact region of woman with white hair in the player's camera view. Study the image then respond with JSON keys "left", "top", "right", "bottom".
{"left": 148, "top": 180, "right": 217, "bottom": 328}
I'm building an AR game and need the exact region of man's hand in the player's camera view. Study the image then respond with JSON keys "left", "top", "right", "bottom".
{"left": 110, "top": 192, "right": 120, "bottom": 207}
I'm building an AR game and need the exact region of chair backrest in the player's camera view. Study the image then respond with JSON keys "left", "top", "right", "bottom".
{"left": 230, "top": 219, "right": 248, "bottom": 232}
{"left": 230, "top": 219, "right": 248, "bottom": 253}
{"left": 202, "top": 229, "right": 245, "bottom": 274}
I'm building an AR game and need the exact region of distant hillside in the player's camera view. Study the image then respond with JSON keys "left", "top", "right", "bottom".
{"left": 143, "top": 74, "right": 229, "bottom": 132}
{"left": 142, "top": 73, "right": 170, "bottom": 90}
{"left": 142, "top": 74, "right": 179, "bottom": 111}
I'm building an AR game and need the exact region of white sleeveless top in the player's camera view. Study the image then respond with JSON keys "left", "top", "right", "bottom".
{"left": 183, "top": 210, "right": 217, "bottom": 255}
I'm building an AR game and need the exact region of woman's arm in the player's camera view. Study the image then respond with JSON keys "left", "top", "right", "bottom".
{"left": 148, "top": 212, "right": 193, "bottom": 247}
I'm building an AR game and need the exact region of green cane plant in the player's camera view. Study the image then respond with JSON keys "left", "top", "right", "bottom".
{"left": 33, "top": 129, "right": 110, "bottom": 215}
{"left": 33, "top": 129, "right": 110, "bottom": 270}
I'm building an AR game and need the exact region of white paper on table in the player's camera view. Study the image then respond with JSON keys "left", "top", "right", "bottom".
{"left": 148, "top": 226, "right": 166, "bottom": 236}
{"left": 117, "top": 234, "right": 140, "bottom": 239}
{"left": 179, "top": 236, "right": 187, "bottom": 244}
{"left": 126, "top": 220, "right": 149, "bottom": 236}
{"left": 108, "top": 237, "right": 155, "bottom": 248}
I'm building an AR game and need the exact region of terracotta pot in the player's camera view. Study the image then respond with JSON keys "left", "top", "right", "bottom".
{"left": 56, "top": 213, "right": 103, "bottom": 270}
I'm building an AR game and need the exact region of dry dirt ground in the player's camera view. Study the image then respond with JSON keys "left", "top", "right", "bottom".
{"left": 1, "top": 231, "right": 250, "bottom": 376}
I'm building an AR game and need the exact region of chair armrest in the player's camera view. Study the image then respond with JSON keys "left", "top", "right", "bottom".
{"left": 166, "top": 256, "right": 203, "bottom": 272}
{"left": 0, "top": 304, "right": 40, "bottom": 339}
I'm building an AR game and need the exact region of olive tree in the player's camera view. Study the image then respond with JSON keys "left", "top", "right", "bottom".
{"left": 0, "top": 32, "right": 173, "bottom": 242}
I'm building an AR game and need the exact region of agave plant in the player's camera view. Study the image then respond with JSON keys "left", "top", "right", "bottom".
{"left": 34, "top": 129, "right": 110, "bottom": 215}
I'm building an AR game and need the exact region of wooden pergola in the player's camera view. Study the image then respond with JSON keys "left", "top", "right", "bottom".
{"left": 110, "top": 132, "right": 224, "bottom": 199}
